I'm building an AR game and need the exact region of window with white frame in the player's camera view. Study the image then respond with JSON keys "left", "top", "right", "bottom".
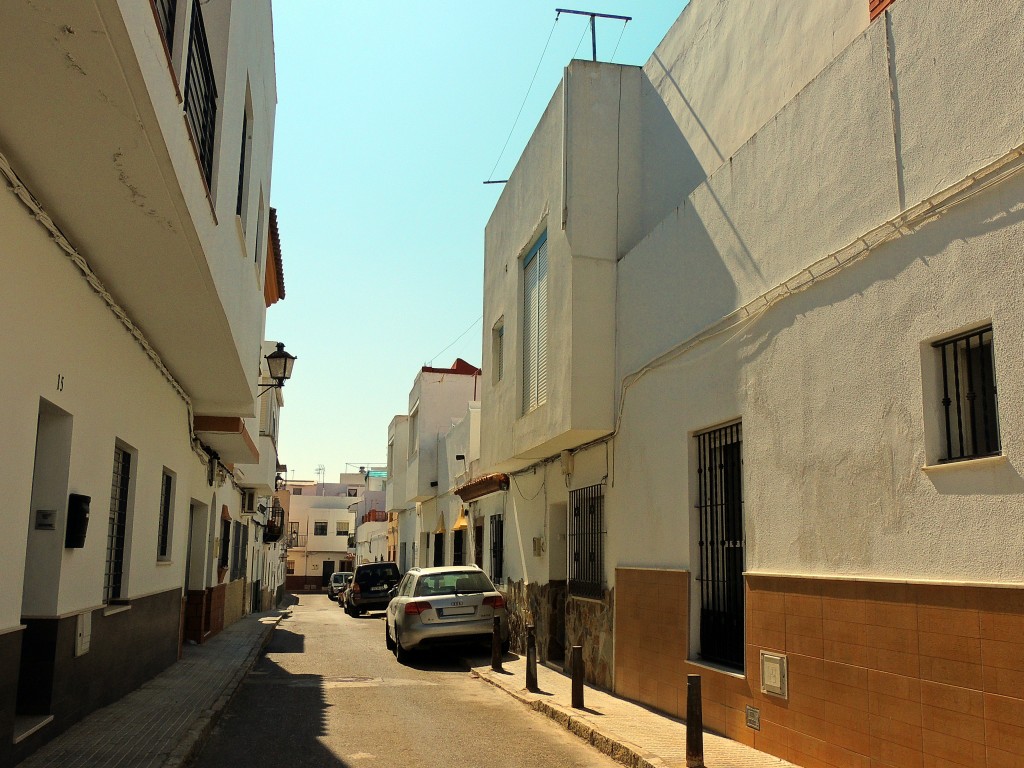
{"left": 522, "top": 231, "right": 548, "bottom": 414}
{"left": 492, "top": 318, "right": 505, "bottom": 384}
{"left": 157, "top": 469, "right": 175, "bottom": 561}
{"left": 313, "top": 521, "right": 327, "bottom": 536}
{"left": 408, "top": 403, "right": 420, "bottom": 458}
{"left": 336, "top": 521, "right": 349, "bottom": 536}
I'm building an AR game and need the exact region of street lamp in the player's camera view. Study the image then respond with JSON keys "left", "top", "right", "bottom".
{"left": 258, "top": 342, "right": 296, "bottom": 396}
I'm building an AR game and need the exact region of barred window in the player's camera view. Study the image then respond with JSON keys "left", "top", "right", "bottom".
{"left": 313, "top": 521, "right": 327, "bottom": 536}
{"left": 933, "top": 326, "right": 1000, "bottom": 462}
{"left": 490, "top": 515, "right": 504, "bottom": 582}
{"left": 105, "top": 445, "right": 133, "bottom": 602}
{"left": 695, "top": 421, "right": 744, "bottom": 670}
{"left": 568, "top": 484, "right": 604, "bottom": 598}
{"left": 157, "top": 470, "right": 174, "bottom": 560}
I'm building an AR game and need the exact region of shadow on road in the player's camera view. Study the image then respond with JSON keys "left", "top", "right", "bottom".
{"left": 265, "top": 626, "right": 305, "bottom": 654}
{"left": 191, "top": 653, "right": 351, "bottom": 768}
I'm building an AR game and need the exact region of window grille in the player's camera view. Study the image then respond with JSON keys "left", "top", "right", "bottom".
{"left": 105, "top": 446, "right": 131, "bottom": 602}
{"left": 313, "top": 521, "right": 327, "bottom": 536}
{"left": 154, "top": 0, "right": 176, "bottom": 52}
{"left": 490, "top": 515, "right": 504, "bottom": 581}
{"left": 522, "top": 232, "right": 548, "bottom": 414}
{"left": 696, "top": 422, "right": 744, "bottom": 670}
{"left": 933, "top": 326, "right": 1000, "bottom": 462}
{"left": 230, "top": 521, "right": 242, "bottom": 580}
{"left": 219, "top": 519, "right": 230, "bottom": 569}
{"left": 157, "top": 471, "right": 173, "bottom": 559}
{"left": 568, "top": 484, "right": 604, "bottom": 598}
{"left": 184, "top": 1, "right": 217, "bottom": 185}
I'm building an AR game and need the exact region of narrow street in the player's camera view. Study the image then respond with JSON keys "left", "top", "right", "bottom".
{"left": 188, "top": 594, "right": 620, "bottom": 768}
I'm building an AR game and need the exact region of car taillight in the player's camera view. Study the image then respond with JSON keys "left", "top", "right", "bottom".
{"left": 404, "top": 601, "right": 432, "bottom": 615}
{"left": 351, "top": 583, "right": 360, "bottom": 595}
{"left": 482, "top": 595, "right": 505, "bottom": 610}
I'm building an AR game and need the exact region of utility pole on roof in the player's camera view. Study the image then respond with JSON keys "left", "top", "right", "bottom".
{"left": 555, "top": 8, "right": 631, "bottom": 62}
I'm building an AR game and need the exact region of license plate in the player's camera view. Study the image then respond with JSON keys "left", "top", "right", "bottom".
{"left": 439, "top": 606, "right": 475, "bottom": 617}
{"left": 370, "top": 585, "right": 386, "bottom": 592}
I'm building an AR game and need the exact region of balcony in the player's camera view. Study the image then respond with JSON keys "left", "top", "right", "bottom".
{"left": 263, "top": 503, "right": 284, "bottom": 543}
{"left": 287, "top": 532, "right": 307, "bottom": 549}
{"left": 361, "top": 509, "right": 388, "bottom": 525}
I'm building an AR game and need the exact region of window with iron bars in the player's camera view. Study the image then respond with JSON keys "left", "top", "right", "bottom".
{"left": 184, "top": 1, "right": 217, "bottom": 186}
{"left": 568, "top": 484, "right": 604, "bottom": 598}
{"left": 932, "top": 326, "right": 1000, "bottom": 463}
{"left": 153, "top": 0, "right": 177, "bottom": 53}
{"left": 695, "top": 421, "right": 744, "bottom": 670}
{"left": 490, "top": 514, "right": 504, "bottom": 582}
{"left": 157, "top": 470, "right": 173, "bottom": 560}
{"left": 105, "top": 445, "right": 132, "bottom": 603}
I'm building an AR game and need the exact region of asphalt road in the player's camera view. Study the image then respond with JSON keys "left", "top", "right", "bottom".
{"left": 189, "top": 593, "right": 620, "bottom": 768}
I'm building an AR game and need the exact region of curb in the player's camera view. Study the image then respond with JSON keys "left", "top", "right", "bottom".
{"left": 470, "top": 669, "right": 669, "bottom": 768}
{"left": 162, "top": 614, "right": 283, "bottom": 768}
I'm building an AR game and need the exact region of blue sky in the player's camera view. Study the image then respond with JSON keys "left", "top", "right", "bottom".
{"left": 267, "top": 1, "right": 687, "bottom": 481}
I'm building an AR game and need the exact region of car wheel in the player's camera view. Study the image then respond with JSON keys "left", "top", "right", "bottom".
{"left": 385, "top": 620, "right": 396, "bottom": 651}
{"left": 395, "top": 629, "right": 411, "bottom": 664}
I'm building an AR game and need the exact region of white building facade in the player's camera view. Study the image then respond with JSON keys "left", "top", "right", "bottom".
{"left": 481, "top": 0, "right": 1024, "bottom": 766}
{"left": 0, "top": 1, "right": 279, "bottom": 763}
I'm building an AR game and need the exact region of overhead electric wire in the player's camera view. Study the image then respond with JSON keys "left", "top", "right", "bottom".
{"left": 428, "top": 315, "right": 482, "bottom": 366}
{"left": 485, "top": 16, "right": 559, "bottom": 183}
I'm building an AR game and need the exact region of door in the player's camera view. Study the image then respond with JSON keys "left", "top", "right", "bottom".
{"left": 321, "top": 560, "right": 335, "bottom": 587}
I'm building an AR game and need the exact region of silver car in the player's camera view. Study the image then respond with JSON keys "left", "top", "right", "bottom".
{"left": 385, "top": 565, "right": 509, "bottom": 662}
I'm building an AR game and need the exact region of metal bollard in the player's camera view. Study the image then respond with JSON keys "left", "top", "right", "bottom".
{"left": 686, "top": 674, "right": 705, "bottom": 768}
{"left": 526, "top": 624, "right": 538, "bottom": 692}
{"left": 571, "top": 645, "right": 584, "bottom": 709}
{"left": 491, "top": 616, "right": 503, "bottom": 671}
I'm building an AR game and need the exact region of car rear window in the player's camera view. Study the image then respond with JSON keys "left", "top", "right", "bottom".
{"left": 355, "top": 563, "right": 400, "bottom": 583}
{"left": 414, "top": 571, "right": 494, "bottom": 597}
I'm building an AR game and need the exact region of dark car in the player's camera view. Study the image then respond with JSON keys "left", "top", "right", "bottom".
{"left": 345, "top": 562, "right": 401, "bottom": 616}
{"left": 327, "top": 571, "right": 353, "bottom": 600}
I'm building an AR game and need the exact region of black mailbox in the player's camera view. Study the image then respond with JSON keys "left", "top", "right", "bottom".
{"left": 65, "top": 493, "right": 90, "bottom": 548}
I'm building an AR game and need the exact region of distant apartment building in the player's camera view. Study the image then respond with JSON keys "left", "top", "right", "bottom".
{"left": 386, "top": 360, "right": 484, "bottom": 572}
{"left": 0, "top": 2, "right": 281, "bottom": 763}
{"left": 284, "top": 479, "right": 363, "bottom": 589}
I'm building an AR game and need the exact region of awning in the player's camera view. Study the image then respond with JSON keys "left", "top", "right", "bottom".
{"left": 434, "top": 512, "right": 446, "bottom": 535}
{"left": 453, "top": 473, "right": 510, "bottom": 502}
{"left": 452, "top": 509, "right": 469, "bottom": 531}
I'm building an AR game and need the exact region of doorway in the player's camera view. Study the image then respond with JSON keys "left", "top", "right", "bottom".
{"left": 17, "top": 399, "right": 73, "bottom": 721}
{"left": 321, "top": 560, "right": 335, "bottom": 588}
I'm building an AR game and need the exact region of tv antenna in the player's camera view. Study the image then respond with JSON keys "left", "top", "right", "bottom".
{"left": 555, "top": 8, "right": 631, "bottom": 62}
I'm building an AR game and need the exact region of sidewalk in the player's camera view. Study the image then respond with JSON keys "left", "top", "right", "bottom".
{"left": 16, "top": 609, "right": 285, "bottom": 768}
{"left": 469, "top": 655, "right": 797, "bottom": 768}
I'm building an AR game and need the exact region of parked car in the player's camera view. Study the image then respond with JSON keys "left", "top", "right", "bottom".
{"left": 327, "top": 571, "right": 352, "bottom": 600}
{"left": 385, "top": 565, "right": 509, "bottom": 663}
{"left": 345, "top": 562, "right": 401, "bottom": 616}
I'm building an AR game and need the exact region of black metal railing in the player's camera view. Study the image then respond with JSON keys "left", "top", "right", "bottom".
{"left": 934, "top": 326, "right": 1000, "bottom": 462}
{"left": 568, "top": 484, "right": 604, "bottom": 598}
{"left": 264, "top": 503, "right": 284, "bottom": 543}
{"left": 696, "top": 421, "right": 744, "bottom": 670}
{"left": 288, "top": 532, "right": 307, "bottom": 548}
{"left": 154, "top": 0, "right": 177, "bottom": 52}
{"left": 184, "top": 1, "right": 217, "bottom": 185}
{"left": 104, "top": 446, "right": 131, "bottom": 603}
